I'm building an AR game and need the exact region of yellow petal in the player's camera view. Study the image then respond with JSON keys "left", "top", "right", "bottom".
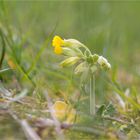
{"left": 54, "top": 46, "right": 62, "bottom": 54}
{"left": 66, "top": 109, "right": 76, "bottom": 124}
{"left": 53, "top": 101, "right": 67, "bottom": 111}
{"left": 52, "top": 101, "right": 76, "bottom": 124}
{"left": 52, "top": 101, "right": 68, "bottom": 119}
{"left": 52, "top": 36, "right": 64, "bottom": 48}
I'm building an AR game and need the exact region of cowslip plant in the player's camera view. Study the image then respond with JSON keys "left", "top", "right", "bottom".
{"left": 52, "top": 35, "right": 111, "bottom": 115}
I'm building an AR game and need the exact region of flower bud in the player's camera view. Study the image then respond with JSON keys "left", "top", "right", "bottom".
{"left": 86, "top": 54, "right": 99, "bottom": 64}
{"left": 60, "top": 56, "right": 80, "bottom": 67}
{"left": 62, "top": 47, "right": 83, "bottom": 57}
{"left": 63, "top": 39, "right": 83, "bottom": 48}
{"left": 97, "top": 56, "right": 111, "bottom": 70}
{"left": 74, "top": 62, "right": 87, "bottom": 74}
{"left": 106, "top": 62, "right": 111, "bottom": 69}
{"left": 92, "top": 54, "right": 99, "bottom": 63}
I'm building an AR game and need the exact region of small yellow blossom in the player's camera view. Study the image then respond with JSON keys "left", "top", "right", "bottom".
{"left": 52, "top": 35, "right": 84, "bottom": 55}
{"left": 8, "top": 59, "right": 16, "bottom": 69}
{"left": 54, "top": 46, "right": 62, "bottom": 54}
{"left": 52, "top": 101, "right": 76, "bottom": 124}
{"left": 52, "top": 36, "right": 64, "bottom": 48}
{"left": 52, "top": 36, "right": 64, "bottom": 54}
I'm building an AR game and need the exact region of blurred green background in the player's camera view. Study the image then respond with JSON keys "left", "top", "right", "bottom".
{"left": 0, "top": 1, "right": 140, "bottom": 102}
{"left": 1, "top": 1, "right": 140, "bottom": 139}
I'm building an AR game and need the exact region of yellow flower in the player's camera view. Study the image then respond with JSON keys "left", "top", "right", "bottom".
{"left": 54, "top": 46, "right": 62, "bottom": 54}
{"left": 52, "top": 101, "right": 76, "bottom": 124}
{"left": 52, "top": 36, "right": 64, "bottom": 48}
{"left": 52, "top": 35, "right": 84, "bottom": 55}
{"left": 52, "top": 36, "right": 64, "bottom": 54}
{"left": 8, "top": 59, "right": 16, "bottom": 69}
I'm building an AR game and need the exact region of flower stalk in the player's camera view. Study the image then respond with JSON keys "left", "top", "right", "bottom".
{"left": 90, "top": 75, "right": 96, "bottom": 115}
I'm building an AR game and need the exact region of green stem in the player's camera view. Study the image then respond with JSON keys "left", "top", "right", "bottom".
{"left": 81, "top": 43, "right": 92, "bottom": 56}
{"left": 0, "top": 30, "right": 6, "bottom": 69}
{"left": 90, "top": 75, "right": 96, "bottom": 115}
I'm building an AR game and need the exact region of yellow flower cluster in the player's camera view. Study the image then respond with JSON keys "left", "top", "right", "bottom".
{"left": 52, "top": 35, "right": 83, "bottom": 55}
{"left": 52, "top": 35, "right": 111, "bottom": 70}
{"left": 52, "top": 101, "right": 76, "bottom": 124}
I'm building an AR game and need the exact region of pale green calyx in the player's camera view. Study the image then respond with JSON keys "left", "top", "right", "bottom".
{"left": 74, "top": 62, "right": 87, "bottom": 74}
{"left": 62, "top": 47, "right": 83, "bottom": 57}
{"left": 63, "top": 39, "right": 84, "bottom": 48}
{"left": 60, "top": 56, "right": 80, "bottom": 67}
{"left": 91, "top": 54, "right": 99, "bottom": 63}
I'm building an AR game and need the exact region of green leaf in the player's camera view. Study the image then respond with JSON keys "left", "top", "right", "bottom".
{"left": 96, "top": 104, "right": 106, "bottom": 116}
{"left": 112, "top": 85, "right": 140, "bottom": 110}
{"left": 103, "top": 103, "right": 116, "bottom": 116}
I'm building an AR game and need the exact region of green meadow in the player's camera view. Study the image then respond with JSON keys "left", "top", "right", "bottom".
{"left": 0, "top": 1, "right": 140, "bottom": 140}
